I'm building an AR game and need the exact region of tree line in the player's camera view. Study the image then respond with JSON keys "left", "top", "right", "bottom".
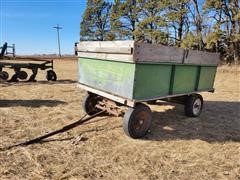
{"left": 80, "top": 0, "right": 240, "bottom": 64}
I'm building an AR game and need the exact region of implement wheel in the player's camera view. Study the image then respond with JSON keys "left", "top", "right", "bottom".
{"left": 17, "top": 71, "right": 28, "bottom": 80}
{"left": 123, "top": 103, "right": 152, "bottom": 139}
{"left": 82, "top": 93, "right": 100, "bottom": 115}
{"left": 46, "top": 70, "right": 57, "bottom": 81}
{"left": 0, "top": 71, "right": 9, "bottom": 80}
{"left": 185, "top": 94, "right": 203, "bottom": 117}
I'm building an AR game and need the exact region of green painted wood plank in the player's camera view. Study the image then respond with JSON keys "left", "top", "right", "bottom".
{"left": 79, "top": 58, "right": 135, "bottom": 99}
{"left": 172, "top": 65, "right": 198, "bottom": 94}
{"left": 133, "top": 64, "right": 172, "bottom": 100}
{"left": 198, "top": 66, "right": 217, "bottom": 91}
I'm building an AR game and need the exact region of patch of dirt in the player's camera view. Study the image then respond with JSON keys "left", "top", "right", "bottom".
{"left": 0, "top": 60, "right": 239, "bottom": 179}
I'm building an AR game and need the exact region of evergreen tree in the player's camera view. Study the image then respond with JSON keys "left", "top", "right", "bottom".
{"left": 134, "top": 0, "right": 168, "bottom": 44}
{"left": 204, "top": 0, "right": 240, "bottom": 63}
{"left": 187, "top": 0, "right": 206, "bottom": 50}
{"left": 205, "top": 25, "right": 224, "bottom": 51}
{"left": 80, "top": 0, "right": 112, "bottom": 41}
{"left": 110, "top": 0, "right": 140, "bottom": 40}
{"left": 80, "top": 0, "right": 239, "bottom": 64}
{"left": 165, "top": 0, "right": 190, "bottom": 46}
{"left": 181, "top": 31, "right": 202, "bottom": 49}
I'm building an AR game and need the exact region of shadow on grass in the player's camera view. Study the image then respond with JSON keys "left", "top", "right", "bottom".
{"left": 0, "top": 99, "right": 67, "bottom": 107}
{"left": 33, "top": 79, "right": 77, "bottom": 84}
{"left": 145, "top": 101, "right": 240, "bottom": 142}
{"left": 39, "top": 124, "right": 122, "bottom": 144}
{"left": 0, "top": 79, "right": 77, "bottom": 86}
{"left": 0, "top": 116, "right": 120, "bottom": 151}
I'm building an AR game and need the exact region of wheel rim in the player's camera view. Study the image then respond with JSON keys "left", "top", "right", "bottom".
{"left": 132, "top": 111, "right": 150, "bottom": 134}
{"left": 193, "top": 98, "right": 202, "bottom": 115}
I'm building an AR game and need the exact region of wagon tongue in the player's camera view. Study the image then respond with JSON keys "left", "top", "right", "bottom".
{"left": 0, "top": 110, "right": 105, "bottom": 151}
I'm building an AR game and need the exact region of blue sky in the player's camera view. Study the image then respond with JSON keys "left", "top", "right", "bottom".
{"left": 0, "top": 0, "right": 87, "bottom": 55}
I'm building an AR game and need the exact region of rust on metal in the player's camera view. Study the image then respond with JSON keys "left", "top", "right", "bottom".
{"left": 96, "top": 98, "right": 127, "bottom": 116}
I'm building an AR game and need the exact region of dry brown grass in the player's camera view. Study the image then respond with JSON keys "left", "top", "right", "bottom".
{"left": 0, "top": 60, "right": 239, "bottom": 179}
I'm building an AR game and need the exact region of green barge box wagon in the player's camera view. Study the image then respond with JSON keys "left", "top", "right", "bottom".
{"left": 76, "top": 41, "right": 219, "bottom": 139}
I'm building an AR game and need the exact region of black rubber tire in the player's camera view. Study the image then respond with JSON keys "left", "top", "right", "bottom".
{"left": 46, "top": 70, "right": 57, "bottom": 81}
{"left": 82, "top": 93, "right": 100, "bottom": 115}
{"left": 184, "top": 94, "right": 203, "bottom": 117}
{"left": 17, "top": 71, "right": 28, "bottom": 80}
{"left": 0, "top": 71, "right": 9, "bottom": 80}
{"left": 123, "top": 103, "right": 152, "bottom": 139}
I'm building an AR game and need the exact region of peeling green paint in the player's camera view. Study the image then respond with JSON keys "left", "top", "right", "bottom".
{"left": 79, "top": 58, "right": 135, "bottom": 99}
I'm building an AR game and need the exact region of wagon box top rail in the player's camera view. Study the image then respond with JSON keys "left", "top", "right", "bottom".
{"left": 76, "top": 41, "right": 220, "bottom": 66}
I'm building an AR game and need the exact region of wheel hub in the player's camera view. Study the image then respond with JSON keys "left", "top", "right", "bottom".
{"left": 133, "top": 112, "right": 149, "bottom": 132}
{"left": 193, "top": 99, "right": 202, "bottom": 115}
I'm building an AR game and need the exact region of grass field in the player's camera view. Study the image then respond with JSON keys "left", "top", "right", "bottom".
{"left": 0, "top": 59, "right": 239, "bottom": 179}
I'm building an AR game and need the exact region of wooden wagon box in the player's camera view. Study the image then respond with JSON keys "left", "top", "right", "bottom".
{"left": 76, "top": 41, "right": 219, "bottom": 106}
